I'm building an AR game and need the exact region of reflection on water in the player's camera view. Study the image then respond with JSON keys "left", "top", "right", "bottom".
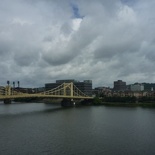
{"left": 0, "top": 102, "right": 155, "bottom": 155}
{"left": 0, "top": 102, "right": 61, "bottom": 115}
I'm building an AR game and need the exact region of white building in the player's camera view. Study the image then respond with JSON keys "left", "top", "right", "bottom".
{"left": 130, "top": 84, "right": 144, "bottom": 91}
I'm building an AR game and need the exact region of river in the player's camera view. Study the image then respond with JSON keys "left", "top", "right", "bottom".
{"left": 0, "top": 102, "right": 155, "bottom": 155}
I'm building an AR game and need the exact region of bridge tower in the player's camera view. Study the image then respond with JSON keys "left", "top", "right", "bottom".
{"left": 63, "top": 82, "right": 73, "bottom": 97}
{"left": 61, "top": 82, "right": 74, "bottom": 107}
{"left": 5, "top": 85, "right": 11, "bottom": 96}
{"left": 4, "top": 85, "right": 12, "bottom": 104}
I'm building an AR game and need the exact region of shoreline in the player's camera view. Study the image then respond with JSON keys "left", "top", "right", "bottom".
{"left": 96, "top": 102, "right": 155, "bottom": 107}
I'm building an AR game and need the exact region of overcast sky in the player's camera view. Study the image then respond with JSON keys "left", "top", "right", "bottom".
{"left": 0, "top": 0, "right": 155, "bottom": 88}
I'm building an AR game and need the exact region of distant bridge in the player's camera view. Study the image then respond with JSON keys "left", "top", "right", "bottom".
{"left": 0, "top": 82, "right": 93, "bottom": 103}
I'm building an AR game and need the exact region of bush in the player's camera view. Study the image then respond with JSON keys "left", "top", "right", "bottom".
{"left": 103, "top": 96, "right": 136, "bottom": 103}
{"left": 93, "top": 97, "right": 102, "bottom": 105}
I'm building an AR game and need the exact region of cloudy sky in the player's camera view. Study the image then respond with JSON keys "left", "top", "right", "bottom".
{"left": 0, "top": 0, "right": 155, "bottom": 88}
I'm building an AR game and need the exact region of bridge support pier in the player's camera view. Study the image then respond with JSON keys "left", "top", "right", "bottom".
{"left": 4, "top": 99, "right": 12, "bottom": 104}
{"left": 61, "top": 99, "right": 74, "bottom": 107}
{"left": 80, "top": 99, "right": 93, "bottom": 105}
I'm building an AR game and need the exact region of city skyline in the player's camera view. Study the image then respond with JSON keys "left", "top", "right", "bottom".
{"left": 0, "top": 0, "right": 155, "bottom": 87}
{"left": 3, "top": 78, "right": 155, "bottom": 90}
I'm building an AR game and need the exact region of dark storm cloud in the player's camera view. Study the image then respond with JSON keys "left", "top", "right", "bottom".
{"left": 0, "top": 0, "right": 155, "bottom": 87}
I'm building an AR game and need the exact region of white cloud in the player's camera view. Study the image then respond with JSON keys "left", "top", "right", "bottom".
{"left": 12, "top": 17, "right": 33, "bottom": 26}
{"left": 72, "top": 18, "right": 82, "bottom": 31}
{"left": 0, "top": 0, "right": 155, "bottom": 88}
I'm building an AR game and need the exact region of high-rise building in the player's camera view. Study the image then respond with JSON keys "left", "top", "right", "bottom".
{"left": 45, "top": 79, "right": 92, "bottom": 96}
{"left": 74, "top": 80, "right": 92, "bottom": 96}
{"left": 113, "top": 80, "right": 126, "bottom": 91}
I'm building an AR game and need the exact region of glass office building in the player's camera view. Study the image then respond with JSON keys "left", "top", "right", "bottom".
{"left": 45, "top": 79, "right": 92, "bottom": 96}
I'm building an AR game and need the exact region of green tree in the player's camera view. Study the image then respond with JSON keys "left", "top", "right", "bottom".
{"left": 93, "top": 97, "right": 102, "bottom": 105}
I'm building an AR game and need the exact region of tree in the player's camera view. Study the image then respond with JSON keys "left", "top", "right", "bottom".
{"left": 93, "top": 97, "right": 102, "bottom": 105}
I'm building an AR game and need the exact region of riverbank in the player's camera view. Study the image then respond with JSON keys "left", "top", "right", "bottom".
{"left": 90, "top": 96, "right": 155, "bottom": 107}
{"left": 101, "top": 102, "right": 155, "bottom": 107}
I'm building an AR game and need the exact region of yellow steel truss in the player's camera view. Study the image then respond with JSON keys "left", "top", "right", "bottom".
{"left": 0, "top": 82, "right": 93, "bottom": 100}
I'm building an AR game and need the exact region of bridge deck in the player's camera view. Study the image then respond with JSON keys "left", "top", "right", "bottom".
{"left": 0, "top": 94, "right": 93, "bottom": 100}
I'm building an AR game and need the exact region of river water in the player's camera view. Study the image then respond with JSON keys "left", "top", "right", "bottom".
{"left": 0, "top": 102, "right": 155, "bottom": 155}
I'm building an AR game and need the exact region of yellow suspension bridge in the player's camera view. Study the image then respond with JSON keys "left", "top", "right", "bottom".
{"left": 0, "top": 82, "right": 93, "bottom": 104}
